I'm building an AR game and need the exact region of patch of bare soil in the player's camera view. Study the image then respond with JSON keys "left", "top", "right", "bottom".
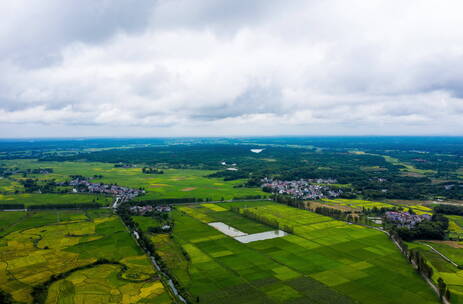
{"left": 181, "top": 187, "right": 197, "bottom": 191}
{"left": 427, "top": 240, "right": 463, "bottom": 248}
{"left": 400, "top": 172, "right": 425, "bottom": 178}
{"left": 305, "top": 201, "right": 355, "bottom": 212}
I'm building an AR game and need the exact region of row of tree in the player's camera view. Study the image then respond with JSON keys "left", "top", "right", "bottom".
{"left": 230, "top": 206, "right": 294, "bottom": 234}
{"left": 390, "top": 231, "right": 451, "bottom": 302}
{"left": 0, "top": 203, "right": 25, "bottom": 209}
{"left": 28, "top": 203, "right": 101, "bottom": 210}
{"left": 273, "top": 194, "right": 305, "bottom": 209}
{"left": 142, "top": 167, "right": 164, "bottom": 174}
{"left": 434, "top": 204, "right": 463, "bottom": 215}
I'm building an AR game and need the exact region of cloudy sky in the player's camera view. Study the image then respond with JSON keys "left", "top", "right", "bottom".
{"left": 1, "top": 0, "right": 463, "bottom": 138}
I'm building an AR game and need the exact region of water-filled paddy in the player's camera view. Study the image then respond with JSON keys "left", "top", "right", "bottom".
{"left": 208, "top": 221, "right": 287, "bottom": 243}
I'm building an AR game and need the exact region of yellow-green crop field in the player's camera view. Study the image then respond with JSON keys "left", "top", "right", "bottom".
{"left": 320, "top": 198, "right": 394, "bottom": 210}
{"left": 0, "top": 209, "right": 172, "bottom": 303}
{"left": 447, "top": 215, "right": 463, "bottom": 239}
{"left": 319, "top": 198, "right": 434, "bottom": 215}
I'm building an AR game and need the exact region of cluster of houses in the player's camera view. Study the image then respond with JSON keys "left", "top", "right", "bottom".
{"left": 68, "top": 178, "right": 144, "bottom": 200}
{"left": 261, "top": 178, "right": 343, "bottom": 200}
{"left": 221, "top": 161, "right": 238, "bottom": 171}
{"left": 0, "top": 167, "right": 53, "bottom": 177}
{"left": 129, "top": 205, "right": 171, "bottom": 215}
{"left": 384, "top": 211, "right": 431, "bottom": 228}
{"left": 30, "top": 168, "right": 54, "bottom": 174}
{"left": 114, "top": 163, "right": 137, "bottom": 168}
{"left": 306, "top": 178, "right": 338, "bottom": 184}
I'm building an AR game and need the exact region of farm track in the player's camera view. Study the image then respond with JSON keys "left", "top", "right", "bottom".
{"left": 421, "top": 243, "right": 459, "bottom": 267}
{"left": 120, "top": 215, "right": 186, "bottom": 304}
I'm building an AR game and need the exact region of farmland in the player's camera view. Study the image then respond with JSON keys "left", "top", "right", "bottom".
{"left": 2, "top": 138, "right": 463, "bottom": 303}
{"left": 139, "top": 201, "right": 437, "bottom": 303}
{"left": 319, "top": 198, "right": 394, "bottom": 210}
{"left": 317, "top": 198, "right": 434, "bottom": 216}
{"left": 0, "top": 193, "right": 112, "bottom": 207}
{"left": 0, "top": 159, "right": 265, "bottom": 201}
{"left": 0, "top": 209, "right": 172, "bottom": 303}
{"left": 408, "top": 240, "right": 463, "bottom": 303}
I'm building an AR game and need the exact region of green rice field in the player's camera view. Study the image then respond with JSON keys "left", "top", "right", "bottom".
{"left": 0, "top": 193, "right": 112, "bottom": 207}
{"left": 141, "top": 201, "right": 437, "bottom": 303}
{"left": 409, "top": 241, "right": 463, "bottom": 303}
{"left": 0, "top": 159, "right": 265, "bottom": 201}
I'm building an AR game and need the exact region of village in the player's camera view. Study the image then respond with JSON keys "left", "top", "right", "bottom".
{"left": 65, "top": 178, "right": 144, "bottom": 207}
{"left": 261, "top": 177, "right": 343, "bottom": 200}
{"left": 129, "top": 205, "right": 172, "bottom": 215}
{"left": 384, "top": 211, "right": 431, "bottom": 228}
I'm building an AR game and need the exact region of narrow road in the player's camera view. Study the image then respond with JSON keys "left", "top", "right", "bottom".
{"left": 422, "top": 242, "right": 459, "bottom": 267}
{"left": 119, "top": 215, "right": 186, "bottom": 304}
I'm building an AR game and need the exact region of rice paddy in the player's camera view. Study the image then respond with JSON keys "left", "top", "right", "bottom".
{"left": 0, "top": 209, "right": 171, "bottom": 303}
{"left": 408, "top": 240, "right": 463, "bottom": 303}
{"left": 0, "top": 193, "right": 112, "bottom": 207}
{"left": 141, "top": 201, "right": 437, "bottom": 303}
{"left": 0, "top": 159, "right": 265, "bottom": 201}
{"left": 320, "top": 198, "right": 394, "bottom": 210}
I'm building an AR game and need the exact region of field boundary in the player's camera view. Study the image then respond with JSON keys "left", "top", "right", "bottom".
{"left": 421, "top": 243, "right": 459, "bottom": 267}
{"left": 120, "top": 215, "right": 186, "bottom": 304}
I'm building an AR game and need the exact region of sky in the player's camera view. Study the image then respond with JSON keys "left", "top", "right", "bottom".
{"left": 1, "top": 0, "right": 463, "bottom": 138}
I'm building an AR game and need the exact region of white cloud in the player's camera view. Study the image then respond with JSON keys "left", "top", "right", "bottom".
{"left": 1, "top": 0, "right": 463, "bottom": 137}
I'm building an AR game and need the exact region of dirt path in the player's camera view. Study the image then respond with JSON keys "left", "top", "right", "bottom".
{"left": 421, "top": 243, "right": 459, "bottom": 267}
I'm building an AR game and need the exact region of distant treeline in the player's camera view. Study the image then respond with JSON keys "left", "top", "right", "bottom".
{"left": 28, "top": 142, "right": 463, "bottom": 200}
{"left": 0, "top": 203, "right": 25, "bottom": 209}
{"left": 28, "top": 203, "right": 101, "bottom": 210}
{"left": 433, "top": 204, "right": 463, "bottom": 215}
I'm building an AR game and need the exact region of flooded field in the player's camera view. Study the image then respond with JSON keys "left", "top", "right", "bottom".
{"left": 208, "top": 221, "right": 287, "bottom": 243}
{"left": 235, "top": 230, "right": 287, "bottom": 243}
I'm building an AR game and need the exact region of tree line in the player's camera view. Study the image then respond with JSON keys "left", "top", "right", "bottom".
{"left": 390, "top": 231, "right": 451, "bottom": 302}
{"left": 28, "top": 203, "right": 101, "bottom": 210}
{"left": 230, "top": 206, "right": 294, "bottom": 234}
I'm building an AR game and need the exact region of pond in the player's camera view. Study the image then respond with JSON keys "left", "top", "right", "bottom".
{"left": 208, "top": 222, "right": 287, "bottom": 243}
{"left": 235, "top": 230, "right": 287, "bottom": 243}
{"left": 208, "top": 222, "right": 248, "bottom": 237}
